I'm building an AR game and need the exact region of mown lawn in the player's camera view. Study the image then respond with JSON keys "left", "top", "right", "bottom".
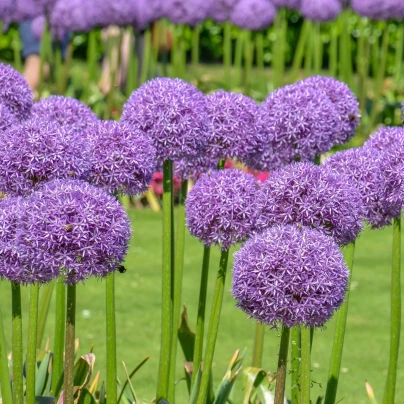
{"left": 0, "top": 208, "right": 403, "bottom": 403}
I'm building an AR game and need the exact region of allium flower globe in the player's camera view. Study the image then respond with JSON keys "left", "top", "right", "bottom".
{"left": 271, "top": 0, "right": 301, "bottom": 10}
{"left": 232, "top": 224, "right": 348, "bottom": 328}
{"left": 164, "top": 0, "right": 215, "bottom": 26}
{"left": 299, "top": 0, "right": 341, "bottom": 21}
{"left": 323, "top": 147, "right": 400, "bottom": 228}
{"left": 299, "top": 76, "right": 360, "bottom": 144}
{"left": 0, "top": 103, "right": 17, "bottom": 132}
{"left": 18, "top": 180, "right": 131, "bottom": 285}
{"left": 0, "top": 118, "right": 91, "bottom": 196}
{"left": 205, "top": 90, "right": 259, "bottom": 161}
{"left": 247, "top": 83, "right": 342, "bottom": 171}
{"left": 186, "top": 169, "right": 259, "bottom": 250}
{"left": 209, "top": 0, "right": 240, "bottom": 22}
{"left": 230, "top": 0, "right": 276, "bottom": 30}
{"left": 122, "top": 78, "right": 210, "bottom": 163}
{"left": 31, "top": 96, "right": 98, "bottom": 133}
{"left": 87, "top": 120, "right": 157, "bottom": 195}
{"left": 351, "top": 0, "right": 404, "bottom": 20}
{"left": 0, "top": 63, "right": 33, "bottom": 119}
{"left": 256, "top": 162, "right": 364, "bottom": 245}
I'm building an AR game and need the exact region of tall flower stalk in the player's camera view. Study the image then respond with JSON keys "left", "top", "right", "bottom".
{"left": 300, "top": 327, "right": 311, "bottom": 403}
{"left": 252, "top": 322, "right": 265, "bottom": 367}
{"left": 106, "top": 273, "right": 117, "bottom": 404}
{"left": 0, "top": 306, "right": 12, "bottom": 404}
{"left": 274, "top": 326, "right": 290, "bottom": 404}
{"left": 64, "top": 284, "right": 76, "bottom": 404}
{"left": 11, "top": 282, "right": 23, "bottom": 403}
{"left": 290, "top": 326, "right": 301, "bottom": 404}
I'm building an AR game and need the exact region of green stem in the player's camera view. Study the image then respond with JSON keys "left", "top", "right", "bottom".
{"left": 26, "top": 284, "right": 39, "bottom": 404}
{"left": 64, "top": 284, "right": 76, "bottom": 404}
{"left": 339, "top": 10, "right": 352, "bottom": 87}
{"left": 37, "top": 280, "right": 55, "bottom": 349}
{"left": 51, "top": 278, "right": 66, "bottom": 395}
{"left": 59, "top": 43, "right": 73, "bottom": 96}
{"left": 192, "top": 25, "right": 201, "bottom": 74}
{"left": 223, "top": 22, "right": 232, "bottom": 89}
{"left": 304, "top": 21, "right": 313, "bottom": 77}
{"left": 156, "top": 160, "right": 174, "bottom": 402}
{"left": 11, "top": 282, "right": 23, "bottom": 404}
{"left": 12, "top": 29, "right": 22, "bottom": 72}
{"left": 234, "top": 33, "right": 244, "bottom": 88}
{"left": 274, "top": 326, "right": 290, "bottom": 404}
{"left": 243, "top": 30, "right": 254, "bottom": 95}
{"left": 126, "top": 27, "right": 137, "bottom": 95}
{"left": 300, "top": 327, "right": 311, "bottom": 404}
{"left": 191, "top": 246, "right": 211, "bottom": 391}
{"left": 357, "top": 18, "right": 369, "bottom": 140}
{"left": 168, "top": 180, "right": 188, "bottom": 403}
{"left": 106, "top": 30, "right": 122, "bottom": 119}
{"left": 252, "top": 322, "right": 265, "bottom": 368}
{"left": 88, "top": 29, "right": 98, "bottom": 83}
{"left": 291, "top": 326, "right": 301, "bottom": 404}
{"left": 291, "top": 19, "right": 310, "bottom": 82}
{"left": 0, "top": 306, "right": 12, "bottom": 404}
{"left": 394, "top": 25, "right": 404, "bottom": 83}
{"left": 196, "top": 249, "right": 230, "bottom": 404}
{"left": 106, "top": 273, "right": 117, "bottom": 404}
{"left": 140, "top": 29, "right": 152, "bottom": 84}
{"left": 273, "top": 9, "right": 287, "bottom": 88}
{"left": 324, "top": 242, "right": 355, "bottom": 404}
{"left": 382, "top": 216, "right": 401, "bottom": 404}
{"left": 313, "top": 22, "right": 322, "bottom": 74}
{"left": 38, "top": 20, "right": 49, "bottom": 95}
{"left": 329, "top": 22, "right": 338, "bottom": 78}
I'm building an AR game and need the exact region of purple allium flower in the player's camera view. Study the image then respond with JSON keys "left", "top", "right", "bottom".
{"left": 255, "top": 162, "right": 363, "bottom": 246}
{"left": 164, "top": 0, "right": 215, "bottom": 26}
{"left": 299, "top": 0, "right": 341, "bottom": 21}
{"left": 17, "top": 180, "right": 131, "bottom": 285}
{"left": 209, "top": 0, "right": 240, "bottom": 22}
{"left": 0, "top": 118, "right": 91, "bottom": 196}
{"left": 5, "top": 0, "right": 43, "bottom": 23}
{"left": 230, "top": 0, "right": 276, "bottom": 30}
{"left": 174, "top": 154, "right": 219, "bottom": 181}
{"left": 271, "top": 0, "right": 301, "bottom": 10}
{"left": 205, "top": 90, "right": 259, "bottom": 161}
{"left": 32, "top": 15, "right": 45, "bottom": 40}
{"left": 246, "top": 83, "right": 342, "bottom": 171}
{"left": 186, "top": 169, "right": 259, "bottom": 250}
{"left": 131, "top": 0, "right": 163, "bottom": 30}
{"left": 299, "top": 76, "right": 360, "bottom": 144}
{"left": 31, "top": 96, "right": 98, "bottom": 133}
{"left": 86, "top": 120, "right": 157, "bottom": 195}
{"left": 232, "top": 224, "right": 349, "bottom": 328}
{"left": 351, "top": 0, "right": 404, "bottom": 20}
{"left": 0, "top": 0, "right": 13, "bottom": 20}
{"left": 0, "top": 103, "right": 18, "bottom": 132}
{"left": 323, "top": 147, "right": 400, "bottom": 228}
{"left": 0, "top": 63, "right": 33, "bottom": 119}
{"left": 121, "top": 78, "right": 210, "bottom": 163}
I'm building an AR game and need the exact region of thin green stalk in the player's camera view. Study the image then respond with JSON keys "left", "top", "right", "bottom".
{"left": 291, "top": 326, "right": 301, "bottom": 404}
{"left": 339, "top": 10, "right": 352, "bottom": 87}
{"left": 0, "top": 306, "right": 12, "bottom": 404}
{"left": 304, "top": 21, "right": 313, "bottom": 77}
{"left": 176, "top": 27, "right": 186, "bottom": 79}
{"left": 191, "top": 246, "right": 211, "bottom": 391}
{"left": 51, "top": 278, "right": 65, "bottom": 395}
{"left": 168, "top": 180, "right": 188, "bottom": 403}
{"left": 126, "top": 28, "right": 137, "bottom": 95}
{"left": 37, "top": 280, "right": 55, "bottom": 349}
{"left": 273, "top": 8, "right": 287, "bottom": 88}
{"left": 223, "top": 22, "right": 232, "bottom": 89}
{"left": 59, "top": 43, "right": 73, "bottom": 96}
{"left": 252, "top": 322, "right": 265, "bottom": 368}
{"left": 243, "top": 30, "right": 254, "bottom": 94}
{"left": 196, "top": 249, "right": 230, "bottom": 404}
{"left": 38, "top": 20, "right": 50, "bottom": 95}
{"left": 11, "top": 282, "right": 23, "bottom": 404}
{"left": 12, "top": 29, "right": 22, "bottom": 72}
{"left": 26, "top": 284, "right": 39, "bottom": 404}
{"left": 88, "top": 29, "right": 98, "bottom": 83}
{"left": 394, "top": 24, "right": 404, "bottom": 83}
{"left": 106, "top": 273, "right": 117, "bottom": 404}
{"left": 149, "top": 27, "right": 159, "bottom": 80}
{"left": 64, "top": 284, "right": 76, "bottom": 404}
{"left": 192, "top": 26, "right": 201, "bottom": 74}
{"left": 234, "top": 34, "right": 244, "bottom": 87}
{"left": 156, "top": 160, "right": 174, "bottom": 402}
{"left": 291, "top": 19, "right": 310, "bottom": 82}
{"left": 313, "top": 23, "right": 322, "bottom": 74}
{"left": 140, "top": 29, "right": 152, "bottom": 84}
{"left": 274, "top": 326, "right": 290, "bottom": 404}
{"left": 256, "top": 32, "right": 265, "bottom": 80}
{"left": 324, "top": 242, "right": 355, "bottom": 404}
{"left": 300, "top": 327, "right": 311, "bottom": 404}
{"left": 382, "top": 216, "right": 401, "bottom": 404}
{"left": 357, "top": 18, "right": 368, "bottom": 140}
{"left": 329, "top": 22, "right": 338, "bottom": 78}
{"left": 106, "top": 30, "right": 122, "bottom": 119}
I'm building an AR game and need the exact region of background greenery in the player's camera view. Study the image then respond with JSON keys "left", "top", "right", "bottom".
{"left": 0, "top": 209, "right": 402, "bottom": 403}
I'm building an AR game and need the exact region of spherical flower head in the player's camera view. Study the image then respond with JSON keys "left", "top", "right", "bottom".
{"left": 205, "top": 90, "right": 259, "bottom": 161}
{"left": 271, "top": 0, "right": 301, "bottom": 9}
{"left": 247, "top": 82, "right": 342, "bottom": 171}
{"left": 164, "top": 0, "right": 215, "bottom": 26}
{"left": 0, "top": 103, "right": 18, "bottom": 132}
{"left": 0, "top": 118, "right": 91, "bottom": 196}
{"left": 121, "top": 78, "right": 210, "bottom": 163}
{"left": 0, "top": 0, "right": 13, "bottom": 20}
{"left": 351, "top": 0, "right": 404, "bottom": 20}
{"left": 17, "top": 180, "right": 131, "bottom": 285}
{"left": 323, "top": 147, "right": 400, "bottom": 228}
{"left": 299, "top": 0, "right": 341, "bottom": 21}
{"left": 131, "top": 0, "right": 162, "bottom": 30}
{"left": 232, "top": 224, "right": 349, "bottom": 328}
{"left": 299, "top": 76, "right": 360, "bottom": 144}
{"left": 32, "top": 15, "right": 45, "bottom": 40}
{"left": 186, "top": 169, "right": 259, "bottom": 250}
{"left": 87, "top": 120, "right": 157, "bottom": 195}
{"left": 0, "top": 63, "right": 33, "bottom": 119}
{"left": 256, "top": 162, "right": 364, "bottom": 246}
{"left": 31, "top": 96, "right": 98, "bottom": 133}
{"left": 364, "top": 125, "right": 404, "bottom": 151}
{"left": 5, "top": 0, "right": 43, "bottom": 23}
{"left": 230, "top": 0, "right": 276, "bottom": 30}
{"left": 209, "top": 0, "right": 240, "bottom": 22}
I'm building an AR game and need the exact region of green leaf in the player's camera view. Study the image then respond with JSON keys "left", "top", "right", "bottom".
{"left": 35, "top": 352, "right": 52, "bottom": 396}
{"left": 121, "top": 361, "right": 138, "bottom": 402}
{"left": 178, "top": 306, "right": 196, "bottom": 362}
{"left": 76, "top": 388, "right": 97, "bottom": 404}
{"left": 74, "top": 353, "right": 95, "bottom": 392}
{"left": 256, "top": 383, "right": 276, "bottom": 404}
{"left": 242, "top": 367, "right": 267, "bottom": 404}
{"left": 189, "top": 364, "right": 202, "bottom": 404}
{"left": 117, "top": 356, "right": 149, "bottom": 403}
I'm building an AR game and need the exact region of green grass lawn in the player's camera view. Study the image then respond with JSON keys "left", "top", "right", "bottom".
{"left": 0, "top": 208, "right": 403, "bottom": 403}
